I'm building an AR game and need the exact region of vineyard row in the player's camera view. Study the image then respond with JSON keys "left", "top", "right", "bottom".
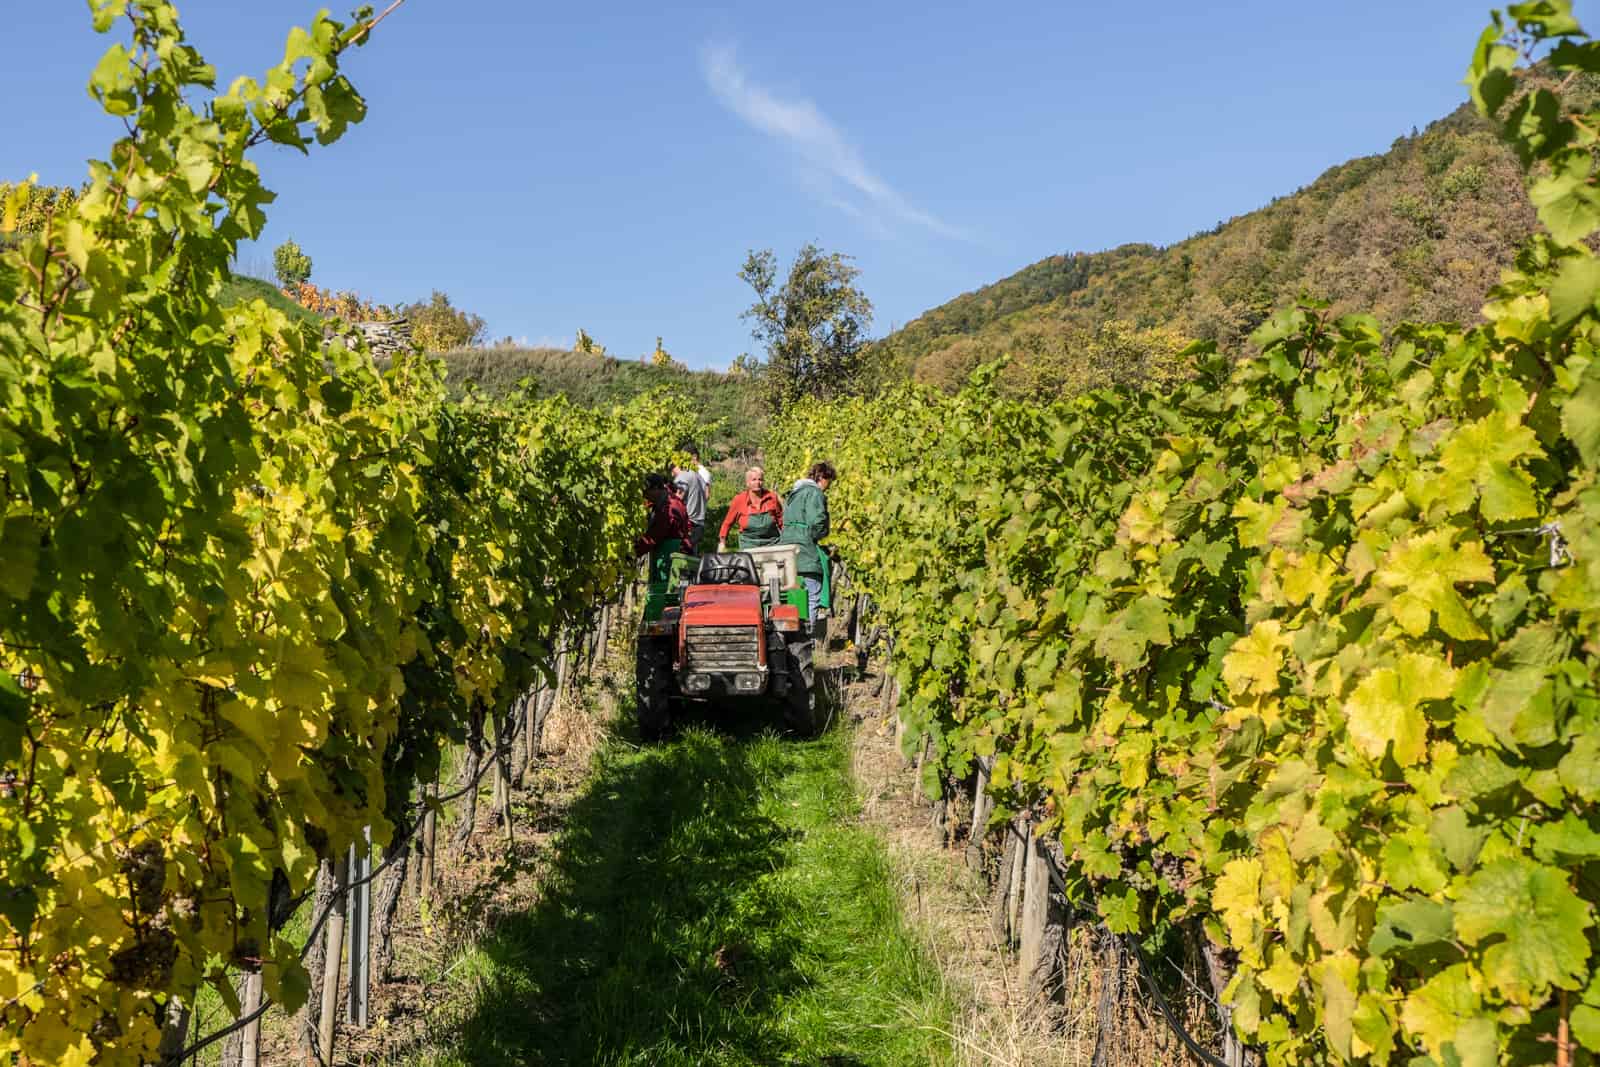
{"left": 768, "top": 9, "right": 1600, "bottom": 1065}
{"left": 0, "top": 7, "right": 690, "bottom": 1066}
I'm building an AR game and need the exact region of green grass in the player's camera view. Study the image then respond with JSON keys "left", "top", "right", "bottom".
{"left": 405, "top": 723, "right": 957, "bottom": 1066}
{"left": 218, "top": 274, "right": 321, "bottom": 326}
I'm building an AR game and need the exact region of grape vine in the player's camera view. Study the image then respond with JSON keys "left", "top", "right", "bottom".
{"left": 769, "top": 6, "right": 1600, "bottom": 1064}
{"left": 0, "top": 5, "right": 689, "bottom": 1065}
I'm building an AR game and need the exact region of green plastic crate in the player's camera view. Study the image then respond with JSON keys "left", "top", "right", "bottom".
{"left": 667, "top": 552, "right": 699, "bottom": 590}
{"left": 643, "top": 551, "right": 699, "bottom": 622}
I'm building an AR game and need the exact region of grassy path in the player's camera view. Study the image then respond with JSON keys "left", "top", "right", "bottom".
{"left": 409, "top": 723, "right": 957, "bottom": 1066}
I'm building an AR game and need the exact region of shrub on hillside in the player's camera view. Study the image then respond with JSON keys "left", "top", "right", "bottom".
{"left": 651, "top": 336, "right": 684, "bottom": 370}
{"left": 403, "top": 290, "right": 487, "bottom": 351}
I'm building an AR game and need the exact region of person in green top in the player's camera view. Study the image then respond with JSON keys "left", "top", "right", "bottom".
{"left": 778, "top": 461, "right": 835, "bottom": 625}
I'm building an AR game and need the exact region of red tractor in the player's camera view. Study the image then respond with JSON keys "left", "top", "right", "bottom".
{"left": 634, "top": 547, "right": 823, "bottom": 739}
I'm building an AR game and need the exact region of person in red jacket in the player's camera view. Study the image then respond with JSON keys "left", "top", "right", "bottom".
{"left": 717, "top": 466, "right": 784, "bottom": 551}
{"left": 635, "top": 472, "right": 691, "bottom": 559}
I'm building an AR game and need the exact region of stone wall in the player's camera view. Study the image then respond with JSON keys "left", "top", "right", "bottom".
{"left": 326, "top": 319, "right": 414, "bottom": 360}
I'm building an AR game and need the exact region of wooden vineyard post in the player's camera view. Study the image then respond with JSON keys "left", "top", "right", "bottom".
{"left": 497, "top": 712, "right": 515, "bottom": 849}
{"left": 297, "top": 860, "right": 337, "bottom": 1061}
{"left": 491, "top": 716, "right": 507, "bottom": 831}
{"left": 239, "top": 971, "right": 263, "bottom": 1067}
{"left": 1019, "top": 827, "right": 1050, "bottom": 990}
{"left": 453, "top": 706, "right": 484, "bottom": 853}
{"left": 419, "top": 779, "right": 437, "bottom": 903}
{"left": 156, "top": 994, "right": 191, "bottom": 1066}
{"left": 345, "top": 828, "right": 372, "bottom": 1029}
{"left": 509, "top": 691, "right": 529, "bottom": 789}
{"left": 410, "top": 797, "right": 425, "bottom": 900}
{"left": 535, "top": 642, "right": 570, "bottom": 756}
{"left": 532, "top": 684, "right": 555, "bottom": 760}
{"left": 1005, "top": 819, "right": 1027, "bottom": 945}
{"left": 886, "top": 674, "right": 905, "bottom": 757}
{"left": 523, "top": 685, "right": 542, "bottom": 773}
{"left": 1024, "top": 831, "right": 1049, "bottom": 985}
{"left": 966, "top": 761, "right": 992, "bottom": 872}
{"left": 317, "top": 852, "right": 349, "bottom": 1064}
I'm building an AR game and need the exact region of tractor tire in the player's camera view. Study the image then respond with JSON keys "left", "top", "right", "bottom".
{"left": 781, "top": 637, "right": 820, "bottom": 736}
{"left": 634, "top": 639, "right": 674, "bottom": 743}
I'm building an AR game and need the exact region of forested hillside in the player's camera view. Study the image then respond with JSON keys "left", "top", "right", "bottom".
{"left": 433, "top": 345, "right": 765, "bottom": 455}
{"left": 868, "top": 95, "right": 1560, "bottom": 395}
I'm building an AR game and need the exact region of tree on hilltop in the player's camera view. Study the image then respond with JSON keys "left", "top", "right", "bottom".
{"left": 272, "top": 237, "right": 312, "bottom": 288}
{"left": 739, "top": 244, "right": 873, "bottom": 415}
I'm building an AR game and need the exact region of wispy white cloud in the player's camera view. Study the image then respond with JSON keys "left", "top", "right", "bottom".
{"left": 700, "top": 42, "right": 967, "bottom": 241}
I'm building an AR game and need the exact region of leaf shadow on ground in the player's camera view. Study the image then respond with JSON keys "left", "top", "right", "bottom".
{"left": 395, "top": 719, "right": 881, "bottom": 1067}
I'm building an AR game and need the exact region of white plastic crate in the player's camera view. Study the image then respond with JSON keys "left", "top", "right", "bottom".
{"left": 742, "top": 543, "right": 801, "bottom": 592}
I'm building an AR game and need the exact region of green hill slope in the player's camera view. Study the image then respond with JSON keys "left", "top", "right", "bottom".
{"left": 207, "top": 279, "right": 762, "bottom": 453}
{"left": 870, "top": 100, "right": 1537, "bottom": 395}
{"left": 219, "top": 274, "right": 322, "bottom": 325}
{"left": 434, "top": 346, "right": 764, "bottom": 456}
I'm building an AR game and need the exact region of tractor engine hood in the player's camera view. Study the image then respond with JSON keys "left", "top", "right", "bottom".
{"left": 679, "top": 584, "right": 762, "bottom": 627}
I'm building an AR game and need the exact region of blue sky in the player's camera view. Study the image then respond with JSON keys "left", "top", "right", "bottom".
{"left": 1, "top": 1, "right": 1539, "bottom": 369}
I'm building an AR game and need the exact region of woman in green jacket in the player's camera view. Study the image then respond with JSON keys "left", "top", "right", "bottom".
{"left": 778, "top": 461, "right": 835, "bottom": 624}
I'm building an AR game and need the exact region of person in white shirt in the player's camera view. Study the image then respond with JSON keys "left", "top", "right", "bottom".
{"left": 686, "top": 445, "right": 711, "bottom": 491}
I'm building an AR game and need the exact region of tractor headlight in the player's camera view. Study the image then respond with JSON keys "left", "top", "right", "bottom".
{"left": 684, "top": 673, "right": 712, "bottom": 693}
{"left": 735, "top": 672, "right": 764, "bottom": 692}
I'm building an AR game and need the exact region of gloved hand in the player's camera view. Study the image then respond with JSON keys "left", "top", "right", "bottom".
{"left": 717, "top": 540, "right": 727, "bottom": 552}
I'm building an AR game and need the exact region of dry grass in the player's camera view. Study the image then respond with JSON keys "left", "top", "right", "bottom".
{"left": 844, "top": 672, "right": 1084, "bottom": 1067}
{"left": 837, "top": 656, "right": 1222, "bottom": 1067}
{"left": 538, "top": 664, "right": 614, "bottom": 765}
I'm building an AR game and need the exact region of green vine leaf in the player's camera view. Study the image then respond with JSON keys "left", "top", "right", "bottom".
{"left": 1454, "top": 858, "right": 1593, "bottom": 1005}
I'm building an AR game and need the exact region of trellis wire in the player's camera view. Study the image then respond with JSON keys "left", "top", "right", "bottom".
{"left": 166, "top": 603, "right": 596, "bottom": 1065}
{"left": 996, "top": 762, "right": 1237, "bottom": 1067}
